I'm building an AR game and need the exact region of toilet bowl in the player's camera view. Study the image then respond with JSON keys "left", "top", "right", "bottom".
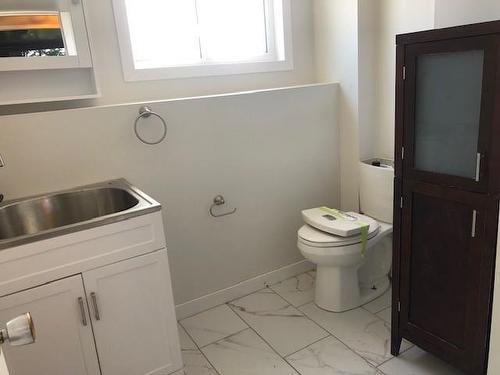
{"left": 298, "top": 213, "right": 392, "bottom": 312}
{"left": 297, "top": 159, "right": 394, "bottom": 312}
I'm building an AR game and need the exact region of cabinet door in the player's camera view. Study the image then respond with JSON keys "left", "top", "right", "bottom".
{"left": 398, "top": 181, "right": 496, "bottom": 374}
{"left": 402, "top": 35, "right": 499, "bottom": 192}
{"left": 0, "top": 275, "right": 100, "bottom": 375}
{"left": 82, "top": 250, "right": 182, "bottom": 375}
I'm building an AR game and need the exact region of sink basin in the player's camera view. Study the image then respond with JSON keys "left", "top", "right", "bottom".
{"left": 0, "top": 179, "right": 160, "bottom": 249}
{"left": 0, "top": 187, "right": 139, "bottom": 240}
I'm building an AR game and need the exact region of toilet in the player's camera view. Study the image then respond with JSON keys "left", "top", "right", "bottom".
{"left": 297, "top": 159, "right": 394, "bottom": 312}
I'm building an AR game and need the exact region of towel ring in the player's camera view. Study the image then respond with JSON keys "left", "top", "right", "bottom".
{"left": 134, "top": 106, "right": 167, "bottom": 145}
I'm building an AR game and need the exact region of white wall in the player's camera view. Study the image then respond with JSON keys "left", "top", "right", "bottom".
{"left": 0, "top": 0, "right": 316, "bottom": 116}
{"left": 314, "top": 0, "right": 360, "bottom": 211}
{"left": 0, "top": 83, "right": 340, "bottom": 305}
{"left": 358, "top": 0, "right": 381, "bottom": 161}
{"left": 435, "top": 0, "right": 500, "bottom": 28}
{"left": 375, "top": 0, "right": 435, "bottom": 159}
{"left": 313, "top": 0, "right": 434, "bottom": 210}
{"left": 313, "top": 0, "right": 434, "bottom": 211}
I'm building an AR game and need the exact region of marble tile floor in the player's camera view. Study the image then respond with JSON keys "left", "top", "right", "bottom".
{"left": 178, "top": 271, "right": 464, "bottom": 375}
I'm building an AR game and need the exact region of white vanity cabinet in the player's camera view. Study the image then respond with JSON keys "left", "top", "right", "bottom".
{"left": 0, "top": 211, "right": 183, "bottom": 375}
{"left": 0, "top": 249, "right": 181, "bottom": 375}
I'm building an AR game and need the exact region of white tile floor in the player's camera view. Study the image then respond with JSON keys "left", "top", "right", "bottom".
{"left": 178, "top": 271, "right": 465, "bottom": 375}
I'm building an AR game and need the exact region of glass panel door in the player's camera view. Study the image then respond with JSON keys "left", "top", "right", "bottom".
{"left": 414, "top": 50, "right": 483, "bottom": 179}
{"left": 404, "top": 35, "right": 498, "bottom": 191}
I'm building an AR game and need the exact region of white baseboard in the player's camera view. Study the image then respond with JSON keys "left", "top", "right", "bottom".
{"left": 175, "top": 260, "right": 314, "bottom": 320}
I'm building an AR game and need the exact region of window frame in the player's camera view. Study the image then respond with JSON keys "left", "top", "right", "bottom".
{"left": 112, "top": 0, "right": 293, "bottom": 81}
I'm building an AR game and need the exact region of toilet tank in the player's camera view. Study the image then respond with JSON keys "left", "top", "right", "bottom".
{"left": 359, "top": 159, "right": 394, "bottom": 224}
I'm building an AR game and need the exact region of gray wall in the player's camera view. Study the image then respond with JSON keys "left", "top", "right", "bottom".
{"left": 0, "top": 83, "right": 340, "bottom": 304}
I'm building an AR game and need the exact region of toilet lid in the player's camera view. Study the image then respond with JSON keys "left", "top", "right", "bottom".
{"left": 298, "top": 219, "right": 380, "bottom": 248}
{"left": 302, "top": 208, "right": 379, "bottom": 237}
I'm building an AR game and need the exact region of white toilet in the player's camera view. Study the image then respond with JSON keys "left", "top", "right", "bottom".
{"left": 297, "top": 159, "right": 394, "bottom": 312}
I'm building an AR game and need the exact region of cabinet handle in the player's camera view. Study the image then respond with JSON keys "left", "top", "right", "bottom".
{"left": 78, "top": 297, "right": 87, "bottom": 326}
{"left": 472, "top": 210, "right": 477, "bottom": 238}
{"left": 90, "top": 292, "right": 100, "bottom": 321}
{"left": 475, "top": 153, "right": 481, "bottom": 182}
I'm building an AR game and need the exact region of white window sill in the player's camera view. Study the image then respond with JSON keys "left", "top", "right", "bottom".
{"left": 122, "top": 59, "right": 294, "bottom": 82}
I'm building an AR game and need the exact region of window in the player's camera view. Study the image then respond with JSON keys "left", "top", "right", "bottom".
{"left": 112, "top": 0, "right": 292, "bottom": 81}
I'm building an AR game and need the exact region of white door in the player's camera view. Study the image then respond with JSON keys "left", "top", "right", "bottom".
{"left": 83, "top": 250, "right": 182, "bottom": 375}
{"left": 0, "top": 275, "right": 101, "bottom": 375}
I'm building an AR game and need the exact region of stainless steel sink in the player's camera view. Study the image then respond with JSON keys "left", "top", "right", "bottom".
{"left": 0, "top": 179, "right": 160, "bottom": 250}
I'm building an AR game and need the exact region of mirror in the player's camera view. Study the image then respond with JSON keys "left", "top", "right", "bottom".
{"left": 0, "top": 1, "right": 92, "bottom": 72}
{"left": 0, "top": 12, "right": 76, "bottom": 58}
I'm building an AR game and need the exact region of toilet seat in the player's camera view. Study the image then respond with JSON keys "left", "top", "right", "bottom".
{"left": 298, "top": 220, "right": 380, "bottom": 248}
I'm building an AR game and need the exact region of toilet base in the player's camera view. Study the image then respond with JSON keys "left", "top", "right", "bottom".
{"left": 314, "top": 265, "right": 390, "bottom": 312}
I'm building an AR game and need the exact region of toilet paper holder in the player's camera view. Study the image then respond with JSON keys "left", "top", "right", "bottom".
{"left": 209, "top": 195, "right": 237, "bottom": 218}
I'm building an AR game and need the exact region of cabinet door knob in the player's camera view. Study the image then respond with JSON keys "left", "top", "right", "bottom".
{"left": 90, "top": 292, "right": 100, "bottom": 321}
{"left": 78, "top": 297, "right": 87, "bottom": 326}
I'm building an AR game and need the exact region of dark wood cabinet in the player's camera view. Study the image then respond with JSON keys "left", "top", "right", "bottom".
{"left": 393, "top": 21, "right": 500, "bottom": 375}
